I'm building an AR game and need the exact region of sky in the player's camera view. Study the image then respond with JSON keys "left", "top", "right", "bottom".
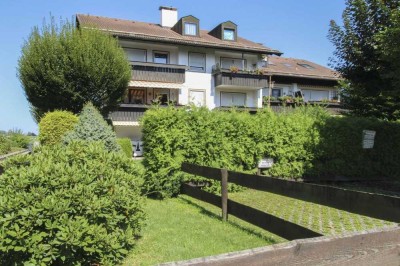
{"left": 0, "top": 0, "right": 346, "bottom": 134}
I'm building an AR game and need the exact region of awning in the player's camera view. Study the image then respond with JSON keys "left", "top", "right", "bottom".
{"left": 128, "top": 80, "right": 184, "bottom": 89}
{"left": 113, "top": 121, "right": 140, "bottom": 126}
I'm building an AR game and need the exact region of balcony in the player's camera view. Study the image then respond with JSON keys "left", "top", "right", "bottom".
{"left": 212, "top": 64, "right": 269, "bottom": 89}
{"left": 131, "top": 62, "right": 187, "bottom": 84}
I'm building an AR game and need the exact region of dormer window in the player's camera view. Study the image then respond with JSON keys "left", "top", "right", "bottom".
{"left": 223, "top": 28, "right": 235, "bottom": 41}
{"left": 184, "top": 22, "right": 197, "bottom": 36}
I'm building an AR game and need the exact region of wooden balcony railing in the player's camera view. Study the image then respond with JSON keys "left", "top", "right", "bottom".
{"left": 131, "top": 62, "right": 186, "bottom": 84}
{"left": 212, "top": 66, "right": 269, "bottom": 88}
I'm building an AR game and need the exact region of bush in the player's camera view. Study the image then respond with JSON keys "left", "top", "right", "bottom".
{"left": 141, "top": 106, "right": 327, "bottom": 198}
{"left": 0, "top": 135, "right": 11, "bottom": 155}
{"left": 311, "top": 116, "right": 400, "bottom": 180}
{"left": 117, "top": 138, "right": 133, "bottom": 158}
{"left": 64, "top": 103, "right": 120, "bottom": 152}
{"left": 38, "top": 111, "right": 78, "bottom": 146}
{"left": 7, "top": 129, "right": 31, "bottom": 149}
{"left": 0, "top": 141, "right": 145, "bottom": 265}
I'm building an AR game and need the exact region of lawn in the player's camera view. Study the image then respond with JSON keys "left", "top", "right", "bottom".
{"left": 123, "top": 196, "right": 284, "bottom": 265}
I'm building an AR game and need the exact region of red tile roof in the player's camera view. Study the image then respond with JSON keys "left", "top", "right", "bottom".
{"left": 263, "top": 56, "right": 341, "bottom": 81}
{"left": 76, "top": 14, "right": 282, "bottom": 54}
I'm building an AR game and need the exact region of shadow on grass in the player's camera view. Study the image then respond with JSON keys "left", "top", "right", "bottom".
{"left": 178, "top": 196, "right": 281, "bottom": 244}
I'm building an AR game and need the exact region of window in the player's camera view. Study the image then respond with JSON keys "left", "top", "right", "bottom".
{"left": 262, "top": 88, "right": 282, "bottom": 98}
{"left": 298, "top": 63, "right": 315, "bottom": 69}
{"left": 220, "top": 57, "right": 246, "bottom": 70}
{"left": 184, "top": 23, "right": 197, "bottom": 36}
{"left": 188, "top": 52, "right": 206, "bottom": 72}
{"left": 126, "top": 89, "right": 146, "bottom": 104}
{"left": 153, "top": 52, "right": 169, "bottom": 64}
{"left": 221, "top": 92, "right": 246, "bottom": 107}
{"left": 223, "top": 28, "right": 235, "bottom": 40}
{"left": 124, "top": 48, "right": 146, "bottom": 62}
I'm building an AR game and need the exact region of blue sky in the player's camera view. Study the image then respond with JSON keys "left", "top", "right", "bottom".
{"left": 0, "top": 0, "right": 346, "bottom": 133}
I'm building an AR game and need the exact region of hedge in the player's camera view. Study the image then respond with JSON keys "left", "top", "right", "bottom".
{"left": 141, "top": 106, "right": 400, "bottom": 198}
{"left": 141, "top": 106, "right": 326, "bottom": 198}
{"left": 117, "top": 138, "right": 133, "bottom": 158}
{"left": 0, "top": 135, "right": 11, "bottom": 155}
{"left": 0, "top": 141, "right": 145, "bottom": 265}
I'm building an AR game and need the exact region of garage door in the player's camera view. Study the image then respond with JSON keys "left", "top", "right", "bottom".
{"left": 221, "top": 92, "right": 246, "bottom": 107}
{"left": 302, "top": 90, "right": 329, "bottom": 102}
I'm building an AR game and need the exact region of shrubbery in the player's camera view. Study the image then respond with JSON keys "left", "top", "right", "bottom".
{"left": 141, "top": 106, "right": 327, "bottom": 198}
{"left": 142, "top": 106, "right": 400, "bottom": 198}
{"left": 117, "top": 138, "right": 133, "bottom": 158}
{"left": 39, "top": 110, "right": 78, "bottom": 145}
{"left": 0, "top": 141, "right": 145, "bottom": 265}
{"left": 64, "top": 103, "right": 120, "bottom": 152}
{"left": 0, "top": 135, "right": 11, "bottom": 155}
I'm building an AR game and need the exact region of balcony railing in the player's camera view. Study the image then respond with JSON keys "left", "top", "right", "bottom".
{"left": 212, "top": 64, "right": 269, "bottom": 88}
{"left": 131, "top": 61, "right": 187, "bottom": 84}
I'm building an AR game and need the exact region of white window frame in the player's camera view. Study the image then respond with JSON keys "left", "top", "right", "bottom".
{"left": 188, "top": 89, "right": 206, "bottom": 106}
{"left": 223, "top": 28, "right": 235, "bottom": 41}
{"left": 124, "top": 48, "right": 147, "bottom": 62}
{"left": 220, "top": 92, "right": 246, "bottom": 107}
{"left": 188, "top": 52, "right": 206, "bottom": 72}
{"left": 184, "top": 22, "right": 197, "bottom": 36}
{"left": 153, "top": 51, "right": 169, "bottom": 64}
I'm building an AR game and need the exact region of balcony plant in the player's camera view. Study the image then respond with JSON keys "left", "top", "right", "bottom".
{"left": 229, "top": 65, "right": 239, "bottom": 73}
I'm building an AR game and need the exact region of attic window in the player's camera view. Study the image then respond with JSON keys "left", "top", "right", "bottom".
{"left": 184, "top": 22, "right": 197, "bottom": 36}
{"left": 298, "top": 63, "right": 315, "bottom": 69}
{"left": 223, "top": 28, "right": 235, "bottom": 40}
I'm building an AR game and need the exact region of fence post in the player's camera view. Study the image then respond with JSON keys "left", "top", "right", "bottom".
{"left": 221, "top": 168, "right": 228, "bottom": 221}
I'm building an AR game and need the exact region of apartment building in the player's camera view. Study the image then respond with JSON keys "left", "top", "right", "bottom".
{"left": 76, "top": 6, "right": 340, "bottom": 156}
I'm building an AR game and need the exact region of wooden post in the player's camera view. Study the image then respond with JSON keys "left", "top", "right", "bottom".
{"left": 221, "top": 168, "right": 228, "bottom": 221}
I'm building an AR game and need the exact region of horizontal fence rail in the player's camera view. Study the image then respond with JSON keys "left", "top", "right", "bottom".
{"left": 182, "top": 183, "right": 321, "bottom": 240}
{"left": 182, "top": 163, "right": 400, "bottom": 223}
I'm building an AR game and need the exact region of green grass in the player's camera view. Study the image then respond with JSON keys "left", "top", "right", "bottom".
{"left": 229, "top": 189, "right": 396, "bottom": 236}
{"left": 123, "top": 196, "right": 284, "bottom": 265}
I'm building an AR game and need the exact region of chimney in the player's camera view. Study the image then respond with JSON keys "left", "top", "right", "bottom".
{"left": 159, "top": 6, "right": 178, "bottom": 27}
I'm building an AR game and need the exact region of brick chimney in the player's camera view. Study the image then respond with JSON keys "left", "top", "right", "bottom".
{"left": 159, "top": 6, "right": 178, "bottom": 27}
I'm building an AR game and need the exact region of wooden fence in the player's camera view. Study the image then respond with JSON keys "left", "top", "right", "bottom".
{"left": 181, "top": 163, "right": 400, "bottom": 241}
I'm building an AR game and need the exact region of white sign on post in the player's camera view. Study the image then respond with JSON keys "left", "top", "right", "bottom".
{"left": 362, "top": 130, "right": 376, "bottom": 149}
{"left": 258, "top": 158, "right": 274, "bottom": 169}
{"left": 132, "top": 141, "right": 144, "bottom": 157}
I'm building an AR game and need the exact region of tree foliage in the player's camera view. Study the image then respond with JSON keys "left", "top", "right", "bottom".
{"left": 18, "top": 17, "right": 131, "bottom": 122}
{"left": 329, "top": 0, "right": 400, "bottom": 120}
{"left": 63, "top": 102, "right": 120, "bottom": 152}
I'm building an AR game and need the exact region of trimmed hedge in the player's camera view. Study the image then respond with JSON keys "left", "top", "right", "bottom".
{"left": 141, "top": 106, "right": 326, "bottom": 198}
{"left": 311, "top": 116, "right": 400, "bottom": 180}
{"left": 39, "top": 110, "right": 78, "bottom": 145}
{"left": 0, "top": 141, "right": 145, "bottom": 265}
{"left": 141, "top": 106, "right": 400, "bottom": 198}
{"left": 117, "top": 138, "right": 133, "bottom": 158}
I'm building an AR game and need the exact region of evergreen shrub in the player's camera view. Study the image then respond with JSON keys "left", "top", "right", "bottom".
{"left": 0, "top": 135, "right": 11, "bottom": 155}
{"left": 38, "top": 111, "right": 78, "bottom": 145}
{"left": 117, "top": 138, "right": 133, "bottom": 158}
{"left": 7, "top": 129, "right": 31, "bottom": 149}
{"left": 64, "top": 103, "right": 120, "bottom": 152}
{"left": 0, "top": 141, "right": 145, "bottom": 265}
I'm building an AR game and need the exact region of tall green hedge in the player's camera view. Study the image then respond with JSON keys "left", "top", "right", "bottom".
{"left": 141, "top": 106, "right": 326, "bottom": 198}
{"left": 142, "top": 106, "right": 400, "bottom": 198}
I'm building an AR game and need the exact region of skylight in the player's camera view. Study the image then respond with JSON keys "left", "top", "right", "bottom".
{"left": 298, "top": 63, "right": 315, "bottom": 69}
{"left": 283, "top": 63, "right": 293, "bottom": 68}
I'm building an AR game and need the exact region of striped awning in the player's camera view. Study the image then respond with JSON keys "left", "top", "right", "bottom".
{"left": 128, "top": 80, "right": 184, "bottom": 89}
